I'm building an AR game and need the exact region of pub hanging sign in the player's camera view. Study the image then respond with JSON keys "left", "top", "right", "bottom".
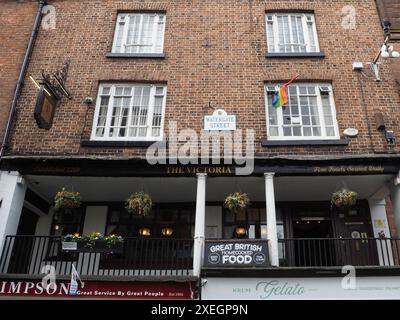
{"left": 31, "top": 60, "right": 72, "bottom": 129}
{"left": 33, "top": 85, "right": 59, "bottom": 129}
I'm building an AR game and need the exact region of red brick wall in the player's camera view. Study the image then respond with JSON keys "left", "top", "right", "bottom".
{"left": 6, "top": 0, "right": 400, "bottom": 158}
{"left": 0, "top": 0, "right": 37, "bottom": 145}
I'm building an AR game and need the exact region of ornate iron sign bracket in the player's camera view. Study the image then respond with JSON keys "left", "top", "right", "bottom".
{"left": 39, "top": 60, "right": 72, "bottom": 100}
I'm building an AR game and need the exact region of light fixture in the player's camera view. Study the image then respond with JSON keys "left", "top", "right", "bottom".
{"left": 83, "top": 96, "right": 94, "bottom": 105}
{"left": 162, "top": 227, "right": 173, "bottom": 237}
{"left": 235, "top": 226, "right": 247, "bottom": 237}
{"left": 54, "top": 225, "right": 60, "bottom": 231}
{"left": 380, "top": 45, "right": 399, "bottom": 59}
{"left": 343, "top": 128, "right": 358, "bottom": 138}
{"left": 139, "top": 227, "right": 151, "bottom": 237}
{"left": 369, "top": 20, "right": 400, "bottom": 81}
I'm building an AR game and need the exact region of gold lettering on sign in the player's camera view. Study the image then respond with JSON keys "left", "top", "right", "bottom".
{"left": 314, "top": 166, "right": 385, "bottom": 174}
{"left": 166, "top": 166, "right": 233, "bottom": 175}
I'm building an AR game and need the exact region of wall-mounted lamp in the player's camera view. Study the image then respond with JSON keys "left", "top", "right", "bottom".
{"left": 83, "top": 96, "right": 94, "bottom": 105}
{"left": 374, "top": 112, "right": 395, "bottom": 143}
{"left": 370, "top": 20, "right": 400, "bottom": 81}
{"left": 139, "top": 227, "right": 151, "bottom": 237}
{"left": 162, "top": 227, "right": 174, "bottom": 237}
{"left": 235, "top": 226, "right": 247, "bottom": 237}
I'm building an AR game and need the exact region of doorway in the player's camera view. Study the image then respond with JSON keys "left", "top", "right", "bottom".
{"left": 286, "top": 202, "right": 336, "bottom": 267}
{"left": 291, "top": 219, "right": 336, "bottom": 266}
{"left": 333, "top": 204, "right": 379, "bottom": 266}
{"left": 7, "top": 207, "right": 39, "bottom": 273}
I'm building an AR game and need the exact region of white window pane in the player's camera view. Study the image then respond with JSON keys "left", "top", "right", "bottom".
{"left": 267, "top": 22, "right": 275, "bottom": 52}
{"left": 326, "top": 127, "right": 335, "bottom": 136}
{"left": 155, "top": 87, "right": 164, "bottom": 95}
{"left": 312, "top": 127, "right": 321, "bottom": 136}
{"left": 102, "top": 87, "right": 111, "bottom": 95}
{"left": 291, "top": 16, "right": 299, "bottom": 52}
{"left": 308, "top": 21, "right": 316, "bottom": 52}
{"left": 284, "top": 16, "right": 290, "bottom": 52}
{"left": 116, "top": 13, "right": 165, "bottom": 54}
{"left": 93, "top": 83, "right": 166, "bottom": 141}
{"left": 283, "top": 127, "right": 292, "bottom": 136}
{"left": 266, "top": 83, "right": 337, "bottom": 140}
{"left": 303, "top": 127, "right": 312, "bottom": 136}
{"left": 268, "top": 13, "right": 317, "bottom": 53}
{"left": 269, "top": 127, "right": 279, "bottom": 136}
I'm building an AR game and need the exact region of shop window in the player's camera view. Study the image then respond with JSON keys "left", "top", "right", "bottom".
{"left": 91, "top": 83, "right": 167, "bottom": 141}
{"left": 266, "top": 13, "right": 320, "bottom": 53}
{"left": 105, "top": 204, "right": 195, "bottom": 238}
{"left": 50, "top": 208, "right": 85, "bottom": 236}
{"left": 265, "top": 83, "right": 339, "bottom": 140}
{"left": 112, "top": 13, "right": 166, "bottom": 54}
{"left": 46, "top": 208, "right": 85, "bottom": 262}
{"left": 222, "top": 205, "right": 284, "bottom": 240}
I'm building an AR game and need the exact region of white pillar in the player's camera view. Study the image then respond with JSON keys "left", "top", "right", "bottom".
{"left": 193, "top": 173, "right": 207, "bottom": 277}
{"left": 390, "top": 173, "right": 400, "bottom": 235}
{"left": 264, "top": 173, "right": 279, "bottom": 267}
{"left": 368, "top": 198, "right": 394, "bottom": 266}
{"left": 0, "top": 171, "right": 27, "bottom": 253}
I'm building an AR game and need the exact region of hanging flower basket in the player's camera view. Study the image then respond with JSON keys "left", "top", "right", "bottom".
{"left": 224, "top": 192, "right": 250, "bottom": 213}
{"left": 125, "top": 192, "right": 153, "bottom": 216}
{"left": 331, "top": 188, "right": 358, "bottom": 208}
{"left": 54, "top": 188, "right": 81, "bottom": 211}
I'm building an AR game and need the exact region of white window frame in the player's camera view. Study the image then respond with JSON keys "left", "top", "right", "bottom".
{"left": 111, "top": 13, "right": 166, "bottom": 54}
{"left": 266, "top": 13, "right": 320, "bottom": 53}
{"left": 90, "top": 83, "right": 167, "bottom": 142}
{"left": 264, "top": 83, "right": 340, "bottom": 140}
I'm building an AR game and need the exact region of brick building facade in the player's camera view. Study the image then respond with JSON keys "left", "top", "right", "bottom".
{"left": 1, "top": 0, "right": 400, "bottom": 300}
{"left": 6, "top": 0, "right": 400, "bottom": 157}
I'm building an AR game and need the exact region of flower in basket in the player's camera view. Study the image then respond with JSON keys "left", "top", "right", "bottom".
{"left": 103, "top": 234, "right": 124, "bottom": 248}
{"left": 80, "top": 232, "right": 103, "bottom": 249}
{"left": 331, "top": 188, "right": 358, "bottom": 208}
{"left": 125, "top": 192, "right": 153, "bottom": 216}
{"left": 54, "top": 188, "right": 81, "bottom": 211}
{"left": 224, "top": 192, "right": 250, "bottom": 213}
{"left": 63, "top": 233, "right": 82, "bottom": 242}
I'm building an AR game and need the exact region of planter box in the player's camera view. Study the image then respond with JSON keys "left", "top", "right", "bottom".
{"left": 62, "top": 241, "right": 124, "bottom": 254}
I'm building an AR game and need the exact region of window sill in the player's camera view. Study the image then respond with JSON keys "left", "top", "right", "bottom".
{"left": 261, "top": 138, "right": 349, "bottom": 147}
{"left": 266, "top": 52, "right": 325, "bottom": 58}
{"left": 81, "top": 140, "right": 157, "bottom": 148}
{"left": 105, "top": 53, "right": 166, "bottom": 59}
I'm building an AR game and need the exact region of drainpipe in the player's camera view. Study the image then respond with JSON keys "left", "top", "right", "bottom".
{"left": 0, "top": 0, "right": 47, "bottom": 164}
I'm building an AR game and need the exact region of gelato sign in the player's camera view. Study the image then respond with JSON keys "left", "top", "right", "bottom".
{"left": 201, "top": 277, "right": 400, "bottom": 300}
{"left": 204, "top": 109, "right": 236, "bottom": 131}
{"left": 204, "top": 240, "right": 269, "bottom": 267}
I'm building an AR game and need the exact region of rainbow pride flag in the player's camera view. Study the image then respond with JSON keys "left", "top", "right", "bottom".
{"left": 272, "top": 74, "right": 299, "bottom": 107}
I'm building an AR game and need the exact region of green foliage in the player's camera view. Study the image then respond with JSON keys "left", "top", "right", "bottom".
{"left": 331, "top": 188, "right": 358, "bottom": 208}
{"left": 224, "top": 192, "right": 250, "bottom": 213}
{"left": 54, "top": 188, "right": 81, "bottom": 210}
{"left": 125, "top": 192, "right": 153, "bottom": 216}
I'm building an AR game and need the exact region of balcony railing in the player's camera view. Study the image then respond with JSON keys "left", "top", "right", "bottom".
{"left": 0, "top": 236, "right": 194, "bottom": 277}
{"left": 1, "top": 236, "right": 399, "bottom": 277}
{"left": 279, "top": 238, "right": 400, "bottom": 267}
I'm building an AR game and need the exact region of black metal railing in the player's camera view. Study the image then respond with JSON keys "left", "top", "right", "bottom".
{"left": 278, "top": 238, "right": 400, "bottom": 267}
{"left": 0, "top": 236, "right": 194, "bottom": 277}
